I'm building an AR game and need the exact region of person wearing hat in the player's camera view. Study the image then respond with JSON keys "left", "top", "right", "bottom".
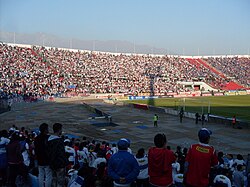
{"left": 184, "top": 128, "right": 218, "bottom": 187}
{"left": 108, "top": 138, "right": 140, "bottom": 187}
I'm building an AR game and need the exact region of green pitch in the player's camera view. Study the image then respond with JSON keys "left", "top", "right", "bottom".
{"left": 126, "top": 95, "right": 250, "bottom": 123}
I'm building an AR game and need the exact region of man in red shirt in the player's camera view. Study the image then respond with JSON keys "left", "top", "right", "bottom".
{"left": 184, "top": 128, "right": 218, "bottom": 187}
{"left": 148, "top": 133, "right": 176, "bottom": 187}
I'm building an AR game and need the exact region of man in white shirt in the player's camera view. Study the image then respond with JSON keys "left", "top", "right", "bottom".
{"left": 213, "top": 169, "right": 232, "bottom": 187}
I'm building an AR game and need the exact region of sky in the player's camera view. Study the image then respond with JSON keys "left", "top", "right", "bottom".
{"left": 0, "top": 0, "right": 250, "bottom": 55}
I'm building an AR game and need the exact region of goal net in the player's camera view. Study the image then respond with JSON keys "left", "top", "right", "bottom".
{"left": 178, "top": 98, "right": 211, "bottom": 114}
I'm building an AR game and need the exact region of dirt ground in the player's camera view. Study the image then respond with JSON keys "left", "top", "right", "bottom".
{"left": 1, "top": 98, "right": 250, "bottom": 156}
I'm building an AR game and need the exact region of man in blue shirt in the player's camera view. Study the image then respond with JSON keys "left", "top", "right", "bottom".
{"left": 108, "top": 138, "right": 139, "bottom": 187}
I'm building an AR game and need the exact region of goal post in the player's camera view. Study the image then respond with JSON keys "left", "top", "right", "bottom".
{"left": 178, "top": 97, "right": 211, "bottom": 114}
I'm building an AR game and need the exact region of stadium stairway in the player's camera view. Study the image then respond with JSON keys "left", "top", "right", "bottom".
{"left": 196, "top": 58, "right": 227, "bottom": 79}
{"left": 186, "top": 58, "right": 201, "bottom": 69}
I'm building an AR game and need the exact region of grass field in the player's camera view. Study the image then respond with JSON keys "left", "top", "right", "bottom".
{"left": 126, "top": 95, "right": 250, "bottom": 123}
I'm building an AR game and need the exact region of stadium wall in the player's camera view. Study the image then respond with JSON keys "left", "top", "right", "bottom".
{"left": 5, "top": 43, "right": 250, "bottom": 58}
{"left": 0, "top": 99, "right": 10, "bottom": 114}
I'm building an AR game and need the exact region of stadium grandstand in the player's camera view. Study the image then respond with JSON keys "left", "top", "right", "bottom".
{"left": 0, "top": 43, "right": 249, "bottom": 99}
{"left": 0, "top": 42, "right": 250, "bottom": 186}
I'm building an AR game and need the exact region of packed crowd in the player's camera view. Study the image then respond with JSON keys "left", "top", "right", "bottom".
{"left": 0, "top": 124, "right": 249, "bottom": 187}
{"left": 1, "top": 43, "right": 248, "bottom": 98}
{"left": 204, "top": 57, "right": 250, "bottom": 87}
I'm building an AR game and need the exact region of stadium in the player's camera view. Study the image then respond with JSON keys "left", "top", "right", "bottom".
{"left": 1, "top": 0, "right": 250, "bottom": 186}
{"left": 0, "top": 42, "right": 250, "bottom": 186}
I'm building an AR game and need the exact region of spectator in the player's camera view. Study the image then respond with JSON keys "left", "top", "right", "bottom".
{"left": 19, "top": 134, "right": 31, "bottom": 169}
{"left": 88, "top": 144, "right": 97, "bottom": 168}
{"left": 218, "top": 151, "right": 225, "bottom": 171}
{"left": 0, "top": 130, "right": 10, "bottom": 185}
{"left": 174, "top": 173, "right": 184, "bottom": 187}
{"left": 34, "top": 123, "right": 52, "bottom": 187}
{"left": 64, "top": 139, "right": 76, "bottom": 169}
{"left": 213, "top": 168, "right": 232, "bottom": 187}
{"left": 48, "top": 123, "right": 68, "bottom": 187}
{"left": 172, "top": 154, "right": 181, "bottom": 185}
{"left": 205, "top": 57, "right": 250, "bottom": 87}
{"left": 108, "top": 138, "right": 140, "bottom": 187}
{"left": 3, "top": 43, "right": 248, "bottom": 98}
{"left": 92, "top": 151, "right": 107, "bottom": 169}
{"left": 232, "top": 164, "right": 245, "bottom": 187}
{"left": 106, "top": 143, "right": 117, "bottom": 160}
{"left": 148, "top": 133, "right": 176, "bottom": 187}
{"left": 135, "top": 148, "right": 149, "bottom": 187}
{"left": 110, "top": 143, "right": 118, "bottom": 155}
{"left": 223, "top": 154, "right": 234, "bottom": 171}
{"left": 6, "top": 131, "right": 24, "bottom": 187}
{"left": 175, "top": 145, "right": 183, "bottom": 163}
{"left": 94, "top": 161, "right": 110, "bottom": 187}
{"left": 68, "top": 164, "right": 95, "bottom": 187}
{"left": 77, "top": 142, "right": 89, "bottom": 168}
{"left": 179, "top": 147, "right": 188, "bottom": 174}
{"left": 233, "top": 154, "right": 246, "bottom": 169}
{"left": 184, "top": 128, "right": 218, "bottom": 187}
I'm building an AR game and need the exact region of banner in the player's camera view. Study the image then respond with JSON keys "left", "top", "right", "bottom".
{"left": 238, "top": 91, "right": 247, "bottom": 95}
{"left": 133, "top": 104, "right": 148, "bottom": 110}
{"left": 129, "top": 96, "right": 159, "bottom": 100}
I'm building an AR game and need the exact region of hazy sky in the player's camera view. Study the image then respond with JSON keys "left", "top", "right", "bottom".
{"left": 1, "top": 0, "right": 250, "bottom": 55}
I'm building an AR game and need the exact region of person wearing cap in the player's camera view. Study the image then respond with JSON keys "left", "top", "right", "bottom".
{"left": 184, "top": 128, "right": 218, "bottom": 187}
{"left": 108, "top": 138, "right": 140, "bottom": 187}
{"left": 148, "top": 133, "right": 176, "bottom": 187}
